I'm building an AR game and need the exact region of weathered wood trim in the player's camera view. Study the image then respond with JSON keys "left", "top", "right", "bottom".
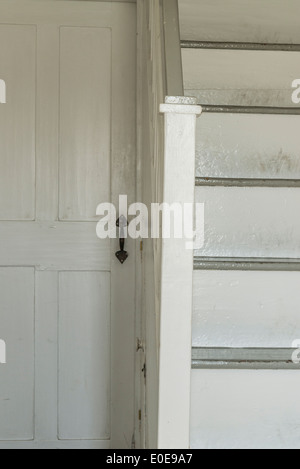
{"left": 162, "top": 0, "right": 184, "bottom": 96}
{"left": 138, "top": 0, "right": 195, "bottom": 449}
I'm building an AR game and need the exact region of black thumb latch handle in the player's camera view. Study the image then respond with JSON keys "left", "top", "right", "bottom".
{"left": 115, "top": 215, "right": 128, "bottom": 264}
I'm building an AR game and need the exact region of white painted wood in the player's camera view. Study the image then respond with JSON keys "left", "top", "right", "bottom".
{"left": 58, "top": 272, "right": 110, "bottom": 440}
{"left": 59, "top": 27, "right": 111, "bottom": 221}
{"left": 137, "top": 0, "right": 167, "bottom": 447}
{"left": 137, "top": 1, "right": 153, "bottom": 449}
{"left": 158, "top": 103, "right": 201, "bottom": 449}
{"left": 0, "top": 268, "right": 34, "bottom": 440}
{"left": 36, "top": 25, "right": 59, "bottom": 221}
{"left": 0, "top": 222, "right": 110, "bottom": 271}
{"left": 195, "top": 114, "right": 300, "bottom": 179}
{"left": 181, "top": 0, "right": 300, "bottom": 451}
{"left": 162, "top": 0, "right": 184, "bottom": 96}
{"left": 179, "top": 0, "right": 300, "bottom": 44}
{"left": 0, "top": 1, "right": 136, "bottom": 449}
{"left": 191, "top": 369, "right": 300, "bottom": 449}
{"left": 182, "top": 49, "right": 300, "bottom": 92}
{"left": 193, "top": 270, "right": 300, "bottom": 348}
{"left": 186, "top": 89, "right": 297, "bottom": 108}
{"left": 160, "top": 103, "right": 202, "bottom": 114}
{"left": 35, "top": 271, "right": 58, "bottom": 440}
{"left": 42, "top": 0, "right": 136, "bottom": 2}
{"left": 195, "top": 186, "right": 300, "bottom": 258}
{"left": 110, "top": 4, "right": 137, "bottom": 448}
{"left": 135, "top": 5, "right": 144, "bottom": 442}
{"left": 0, "top": 1, "right": 112, "bottom": 26}
{"left": 138, "top": 0, "right": 199, "bottom": 449}
{"left": 0, "top": 25, "right": 36, "bottom": 220}
{"left": 0, "top": 439, "right": 110, "bottom": 449}
{"left": 182, "top": 48, "right": 300, "bottom": 108}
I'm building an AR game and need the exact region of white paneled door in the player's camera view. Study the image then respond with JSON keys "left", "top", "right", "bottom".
{"left": 0, "top": 1, "right": 136, "bottom": 449}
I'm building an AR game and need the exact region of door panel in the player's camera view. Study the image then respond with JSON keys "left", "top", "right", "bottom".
{"left": 58, "top": 272, "right": 110, "bottom": 440}
{"left": 0, "top": 268, "right": 34, "bottom": 440}
{"left": 0, "top": 25, "right": 36, "bottom": 220}
{"left": 0, "top": 1, "right": 136, "bottom": 449}
{"left": 59, "top": 27, "right": 111, "bottom": 221}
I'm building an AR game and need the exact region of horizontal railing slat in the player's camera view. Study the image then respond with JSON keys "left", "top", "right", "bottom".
{"left": 195, "top": 178, "right": 300, "bottom": 188}
{"left": 199, "top": 105, "right": 300, "bottom": 115}
{"left": 192, "top": 347, "right": 299, "bottom": 370}
{"left": 181, "top": 41, "right": 300, "bottom": 52}
{"left": 194, "top": 257, "right": 300, "bottom": 271}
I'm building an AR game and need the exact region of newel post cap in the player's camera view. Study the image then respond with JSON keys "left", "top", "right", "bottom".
{"left": 160, "top": 96, "right": 202, "bottom": 115}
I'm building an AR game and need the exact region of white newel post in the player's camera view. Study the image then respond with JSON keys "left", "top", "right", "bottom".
{"left": 158, "top": 97, "right": 202, "bottom": 449}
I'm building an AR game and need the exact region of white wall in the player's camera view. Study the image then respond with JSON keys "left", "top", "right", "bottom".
{"left": 180, "top": 0, "right": 300, "bottom": 449}
{"left": 179, "top": 0, "right": 300, "bottom": 43}
{"left": 191, "top": 370, "right": 300, "bottom": 450}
